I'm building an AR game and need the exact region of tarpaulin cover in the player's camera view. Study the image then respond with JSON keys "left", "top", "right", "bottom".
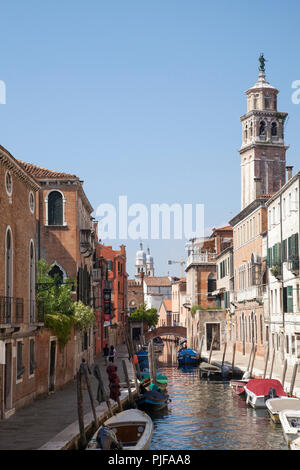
{"left": 246, "top": 379, "right": 287, "bottom": 397}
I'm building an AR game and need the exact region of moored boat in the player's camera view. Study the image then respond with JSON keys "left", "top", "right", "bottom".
{"left": 290, "top": 436, "right": 300, "bottom": 450}
{"left": 178, "top": 348, "right": 200, "bottom": 366}
{"left": 266, "top": 397, "right": 300, "bottom": 424}
{"left": 279, "top": 409, "right": 300, "bottom": 446}
{"left": 136, "top": 349, "right": 149, "bottom": 370}
{"left": 87, "top": 409, "right": 153, "bottom": 450}
{"left": 199, "top": 362, "right": 222, "bottom": 378}
{"left": 244, "top": 379, "right": 287, "bottom": 409}
{"left": 229, "top": 379, "right": 249, "bottom": 398}
{"left": 136, "top": 389, "right": 170, "bottom": 412}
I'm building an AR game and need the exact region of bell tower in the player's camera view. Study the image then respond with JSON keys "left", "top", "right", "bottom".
{"left": 239, "top": 54, "right": 288, "bottom": 209}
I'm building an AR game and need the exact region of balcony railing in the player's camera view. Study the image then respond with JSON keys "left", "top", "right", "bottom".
{"left": 186, "top": 252, "right": 216, "bottom": 269}
{"left": 0, "top": 297, "right": 24, "bottom": 325}
{"left": 80, "top": 229, "right": 93, "bottom": 256}
{"left": 29, "top": 300, "right": 45, "bottom": 324}
{"left": 0, "top": 297, "right": 44, "bottom": 326}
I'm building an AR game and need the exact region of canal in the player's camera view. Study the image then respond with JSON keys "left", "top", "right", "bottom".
{"left": 147, "top": 341, "right": 287, "bottom": 450}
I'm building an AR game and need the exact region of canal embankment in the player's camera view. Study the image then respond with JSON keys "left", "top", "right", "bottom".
{"left": 0, "top": 343, "right": 135, "bottom": 450}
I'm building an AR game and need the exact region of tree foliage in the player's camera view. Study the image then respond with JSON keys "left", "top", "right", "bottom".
{"left": 37, "top": 259, "right": 94, "bottom": 348}
{"left": 128, "top": 303, "right": 159, "bottom": 329}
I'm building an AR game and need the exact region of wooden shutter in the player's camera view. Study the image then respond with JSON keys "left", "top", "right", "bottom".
{"left": 287, "top": 286, "right": 293, "bottom": 312}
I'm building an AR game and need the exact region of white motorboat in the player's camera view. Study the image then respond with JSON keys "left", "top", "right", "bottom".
{"left": 87, "top": 409, "right": 153, "bottom": 450}
{"left": 290, "top": 436, "right": 300, "bottom": 450}
{"left": 244, "top": 379, "right": 287, "bottom": 409}
{"left": 279, "top": 409, "right": 300, "bottom": 446}
{"left": 266, "top": 397, "right": 300, "bottom": 424}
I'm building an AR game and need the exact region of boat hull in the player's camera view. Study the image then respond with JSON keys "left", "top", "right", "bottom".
{"left": 87, "top": 409, "right": 153, "bottom": 450}
{"left": 230, "top": 380, "right": 248, "bottom": 398}
{"left": 279, "top": 410, "right": 300, "bottom": 446}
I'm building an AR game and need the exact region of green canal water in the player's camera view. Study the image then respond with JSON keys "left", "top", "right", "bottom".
{"left": 146, "top": 341, "right": 288, "bottom": 450}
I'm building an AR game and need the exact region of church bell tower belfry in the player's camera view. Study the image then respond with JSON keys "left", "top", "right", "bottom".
{"left": 239, "top": 54, "right": 289, "bottom": 209}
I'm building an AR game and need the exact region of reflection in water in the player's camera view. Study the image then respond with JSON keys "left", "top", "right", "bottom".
{"left": 146, "top": 341, "right": 287, "bottom": 450}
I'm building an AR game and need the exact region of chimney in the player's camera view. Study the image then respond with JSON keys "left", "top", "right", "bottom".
{"left": 286, "top": 166, "right": 293, "bottom": 181}
{"left": 254, "top": 177, "right": 262, "bottom": 198}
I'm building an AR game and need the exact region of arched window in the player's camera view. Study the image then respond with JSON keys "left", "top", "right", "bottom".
{"left": 49, "top": 264, "right": 64, "bottom": 284}
{"left": 48, "top": 191, "right": 63, "bottom": 225}
{"left": 244, "top": 124, "right": 248, "bottom": 140}
{"left": 259, "top": 121, "right": 265, "bottom": 136}
{"left": 271, "top": 122, "right": 277, "bottom": 136}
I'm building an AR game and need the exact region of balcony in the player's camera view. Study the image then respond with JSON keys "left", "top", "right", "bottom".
{"left": 186, "top": 252, "right": 216, "bottom": 270}
{"left": 287, "top": 257, "right": 299, "bottom": 275}
{"left": 236, "top": 285, "right": 265, "bottom": 304}
{"left": 28, "top": 300, "right": 45, "bottom": 325}
{"left": 270, "top": 262, "right": 283, "bottom": 280}
{"left": 80, "top": 229, "right": 93, "bottom": 257}
{"left": 0, "top": 297, "right": 24, "bottom": 327}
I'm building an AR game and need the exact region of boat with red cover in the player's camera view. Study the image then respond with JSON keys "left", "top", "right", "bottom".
{"left": 244, "top": 379, "right": 287, "bottom": 409}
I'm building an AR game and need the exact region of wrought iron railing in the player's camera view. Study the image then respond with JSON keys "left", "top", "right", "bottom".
{"left": 0, "top": 297, "right": 24, "bottom": 324}
{"left": 0, "top": 297, "right": 44, "bottom": 325}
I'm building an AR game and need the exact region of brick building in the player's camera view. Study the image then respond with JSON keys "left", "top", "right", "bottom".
{"left": 94, "top": 242, "right": 128, "bottom": 350}
{"left": 0, "top": 145, "right": 41, "bottom": 418}
{"left": 17, "top": 160, "right": 95, "bottom": 396}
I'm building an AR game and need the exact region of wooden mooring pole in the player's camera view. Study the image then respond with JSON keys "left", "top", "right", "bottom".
{"left": 221, "top": 342, "right": 227, "bottom": 368}
{"left": 289, "top": 362, "right": 298, "bottom": 397}
{"left": 122, "top": 359, "right": 134, "bottom": 406}
{"left": 76, "top": 370, "right": 87, "bottom": 448}
{"left": 281, "top": 359, "right": 288, "bottom": 388}
{"left": 198, "top": 335, "right": 204, "bottom": 359}
{"left": 82, "top": 365, "right": 98, "bottom": 428}
{"left": 208, "top": 334, "right": 215, "bottom": 364}
{"left": 231, "top": 343, "right": 236, "bottom": 376}
{"left": 263, "top": 343, "right": 270, "bottom": 379}
{"left": 249, "top": 344, "right": 257, "bottom": 377}
{"left": 269, "top": 349, "right": 275, "bottom": 379}
{"left": 247, "top": 343, "right": 254, "bottom": 374}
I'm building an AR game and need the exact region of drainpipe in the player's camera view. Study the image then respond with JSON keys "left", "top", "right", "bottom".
{"left": 280, "top": 191, "right": 285, "bottom": 363}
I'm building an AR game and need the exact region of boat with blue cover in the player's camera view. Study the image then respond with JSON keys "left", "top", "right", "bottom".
{"left": 136, "top": 349, "right": 149, "bottom": 370}
{"left": 177, "top": 348, "right": 200, "bottom": 366}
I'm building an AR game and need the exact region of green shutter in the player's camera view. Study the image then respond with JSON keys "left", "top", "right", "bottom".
{"left": 287, "top": 286, "right": 293, "bottom": 313}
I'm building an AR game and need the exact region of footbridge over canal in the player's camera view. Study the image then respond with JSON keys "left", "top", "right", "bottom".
{"left": 145, "top": 326, "right": 187, "bottom": 342}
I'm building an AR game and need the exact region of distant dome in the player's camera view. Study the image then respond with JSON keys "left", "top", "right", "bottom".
{"left": 136, "top": 242, "right": 146, "bottom": 260}
{"left": 146, "top": 248, "right": 153, "bottom": 263}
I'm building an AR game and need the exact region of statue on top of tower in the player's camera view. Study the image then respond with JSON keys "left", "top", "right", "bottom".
{"left": 259, "top": 53, "right": 267, "bottom": 72}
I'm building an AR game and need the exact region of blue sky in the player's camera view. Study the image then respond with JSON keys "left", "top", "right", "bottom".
{"left": 1, "top": 0, "right": 300, "bottom": 277}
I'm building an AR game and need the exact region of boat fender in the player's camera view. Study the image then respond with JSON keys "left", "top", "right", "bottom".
{"left": 167, "top": 398, "right": 172, "bottom": 403}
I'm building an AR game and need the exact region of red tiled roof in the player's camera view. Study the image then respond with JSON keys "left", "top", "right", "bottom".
{"left": 144, "top": 276, "right": 171, "bottom": 286}
{"left": 17, "top": 160, "right": 79, "bottom": 180}
{"left": 163, "top": 299, "right": 172, "bottom": 311}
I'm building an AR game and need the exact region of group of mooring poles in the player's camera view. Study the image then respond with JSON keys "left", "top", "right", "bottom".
{"left": 198, "top": 334, "right": 236, "bottom": 375}
{"left": 76, "top": 329, "right": 142, "bottom": 449}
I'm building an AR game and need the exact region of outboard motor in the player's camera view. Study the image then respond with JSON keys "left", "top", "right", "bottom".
{"left": 96, "top": 426, "right": 123, "bottom": 450}
{"left": 267, "top": 387, "right": 277, "bottom": 399}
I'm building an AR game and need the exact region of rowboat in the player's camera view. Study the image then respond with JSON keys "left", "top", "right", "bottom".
{"left": 290, "top": 436, "right": 300, "bottom": 450}
{"left": 87, "top": 409, "right": 153, "bottom": 450}
{"left": 136, "top": 389, "right": 170, "bottom": 412}
{"left": 178, "top": 348, "right": 200, "bottom": 366}
{"left": 140, "top": 371, "right": 168, "bottom": 385}
{"left": 229, "top": 379, "right": 249, "bottom": 398}
{"left": 279, "top": 410, "right": 300, "bottom": 446}
{"left": 266, "top": 397, "right": 300, "bottom": 424}
{"left": 244, "top": 379, "right": 286, "bottom": 409}
{"left": 140, "top": 376, "right": 167, "bottom": 394}
{"left": 199, "top": 362, "right": 222, "bottom": 378}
